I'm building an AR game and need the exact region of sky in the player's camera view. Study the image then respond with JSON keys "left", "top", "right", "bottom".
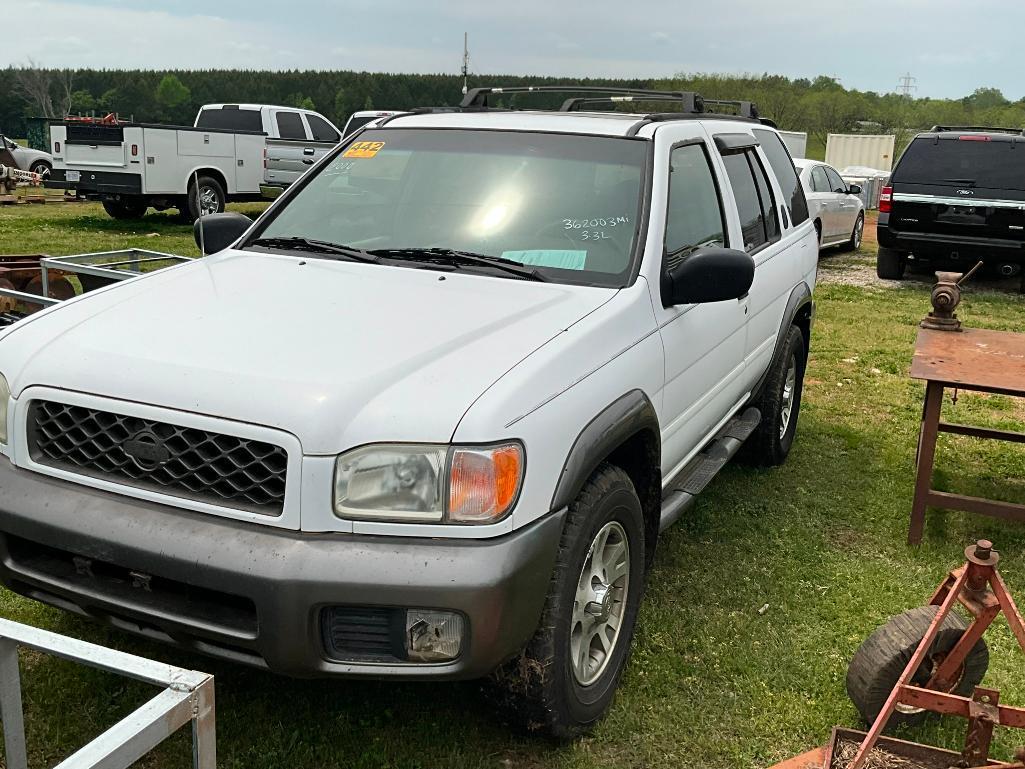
{"left": 6, "top": 0, "right": 1021, "bottom": 101}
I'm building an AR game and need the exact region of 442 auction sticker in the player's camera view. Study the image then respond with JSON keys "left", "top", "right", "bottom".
{"left": 343, "top": 141, "right": 385, "bottom": 159}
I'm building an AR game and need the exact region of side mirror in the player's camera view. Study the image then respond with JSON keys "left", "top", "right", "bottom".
{"left": 661, "top": 247, "right": 755, "bottom": 307}
{"left": 193, "top": 212, "right": 253, "bottom": 254}
{"left": 847, "top": 184, "right": 862, "bottom": 195}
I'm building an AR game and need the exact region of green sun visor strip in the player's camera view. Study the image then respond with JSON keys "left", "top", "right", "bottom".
{"left": 501, "top": 250, "right": 588, "bottom": 270}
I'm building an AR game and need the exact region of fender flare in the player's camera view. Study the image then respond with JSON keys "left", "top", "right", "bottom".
{"left": 751, "top": 281, "right": 814, "bottom": 401}
{"left": 550, "top": 390, "right": 660, "bottom": 512}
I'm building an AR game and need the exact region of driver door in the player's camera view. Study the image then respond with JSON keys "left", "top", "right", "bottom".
{"left": 652, "top": 129, "right": 749, "bottom": 480}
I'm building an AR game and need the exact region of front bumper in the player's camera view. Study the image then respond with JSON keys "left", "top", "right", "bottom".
{"left": 0, "top": 461, "right": 565, "bottom": 679}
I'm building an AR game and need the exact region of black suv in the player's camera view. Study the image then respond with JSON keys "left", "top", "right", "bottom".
{"left": 877, "top": 126, "right": 1025, "bottom": 279}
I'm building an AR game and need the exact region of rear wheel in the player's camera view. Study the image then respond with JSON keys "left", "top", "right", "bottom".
{"left": 101, "top": 197, "right": 148, "bottom": 219}
{"left": 742, "top": 325, "right": 806, "bottom": 467}
{"left": 876, "top": 246, "right": 907, "bottom": 279}
{"left": 489, "top": 464, "right": 646, "bottom": 739}
{"left": 182, "top": 175, "right": 225, "bottom": 222}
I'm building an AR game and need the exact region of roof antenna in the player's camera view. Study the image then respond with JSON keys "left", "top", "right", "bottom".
{"left": 461, "top": 32, "right": 470, "bottom": 96}
{"left": 194, "top": 168, "right": 206, "bottom": 257}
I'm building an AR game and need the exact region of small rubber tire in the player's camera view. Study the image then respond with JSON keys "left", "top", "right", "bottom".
{"left": 843, "top": 212, "right": 865, "bottom": 252}
{"left": 488, "top": 463, "right": 646, "bottom": 739}
{"left": 101, "top": 197, "right": 147, "bottom": 219}
{"left": 741, "top": 325, "right": 806, "bottom": 467}
{"left": 846, "top": 606, "right": 989, "bottom": 729}
{"left": 183, "top": 175, "right": 226, "bottom": 222}
{"left": 876, "top": 246, "right": 907, "bottom": 279}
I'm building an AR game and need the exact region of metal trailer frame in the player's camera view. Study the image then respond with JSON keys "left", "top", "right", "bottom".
{"left": 0, "top": 617, "right": 215, "bottom": 769}
{"left": 38, "top": 250, "right": 192, "bottom": 296}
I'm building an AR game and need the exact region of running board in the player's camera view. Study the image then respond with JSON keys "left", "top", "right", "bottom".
{"left": 658, "top": 406, "right": 761, "bottom": 532}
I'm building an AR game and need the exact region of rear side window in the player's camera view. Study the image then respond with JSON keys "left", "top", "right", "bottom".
{"left": 307, "top": 114, "right": 340, "bottom": 143}
{"left": 664, "top": 143, "right": 726, "bottom": 266}
{"left": 343, "top": 115, "right": 376, "bottom": 136}
{"left": 810, "top": 166, "right": 830, "bottom": 193}
{"left": 722, "top": 150, "right": 779, "bottom": 252}
{"left": 275, "top": 111, "right": 307, "bottom": 140}
{"left": 893, "top": 136, "right": 1025, "bottom": 191}
{"left": 753, "top": 129, "right": 809, "bottom": 225}
{"left": 195, "top": 107, "right": 263, "bottom": 132}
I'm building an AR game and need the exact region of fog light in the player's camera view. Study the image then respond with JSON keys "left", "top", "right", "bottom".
{"left": 405, "top": 610, "right": 463, "bottom": 662}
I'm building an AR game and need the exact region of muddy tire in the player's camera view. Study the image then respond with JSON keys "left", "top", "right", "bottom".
{"left": 876, "top": 246, "right": 907, "bottom": 280}
{"left": 488, "top": 463, "right": 646, "bottom": 739}
{"left": 741, "top": 325, "right": 806, "bottom": 467}
{"left": 846, "top": 606, "right": 989, "bottom": 729}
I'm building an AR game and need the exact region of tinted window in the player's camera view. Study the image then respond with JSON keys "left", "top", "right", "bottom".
{"left": 753, "top": 129, "right": 809, "bottom": 225}
{"left": 810, "top": 166, "right": 830, "bottom": 193}
{"left": 751, "top": 153, "right": 781, "bottom": 242}
{"left": 893, "top": 136, "right": 1025, "bottom": 191}
{"left": 195, "top": 107, "right": 263, "bottom": 132}
{"left": 665, "top": 143, "right": 726, "bottom": 266}
{"left": 824, "top": 167, "right": 847, "bottom": 193}
{"left": 307, "top": 114, "right": 340, "bottom": 143}
{"left": 255, "top": 129, "right": 647, "bottom": 288}
{"left": 343, "top": 115, "right": 376, "bottom": 136}
{"left": 275, "top": 111, "right": 307, "bottom": 140}
{"left": 722, "top": 152, "right": 767, "bottom": 252}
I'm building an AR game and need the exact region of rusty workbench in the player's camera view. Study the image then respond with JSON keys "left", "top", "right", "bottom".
{"left": 909, "top": 326, "right": 1025, "bottom": 544}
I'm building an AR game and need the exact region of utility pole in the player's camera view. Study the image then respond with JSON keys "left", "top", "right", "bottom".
{"left": 461, "top": 32, "right": 470, "bottom": 95}
{"left": 896, "top": 72, "right": 917, "bottom": 97}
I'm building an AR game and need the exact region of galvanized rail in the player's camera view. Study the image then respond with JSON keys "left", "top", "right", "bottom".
{"left": 0, "top": 617, "right": 215, "bottom": 769}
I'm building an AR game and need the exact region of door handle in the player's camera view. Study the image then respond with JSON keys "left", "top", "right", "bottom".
{"left": 303, "top": 148, "right": 315, "bottom": 155}
{"left": 302, "top": 159, "right": 314, "bottom": 165}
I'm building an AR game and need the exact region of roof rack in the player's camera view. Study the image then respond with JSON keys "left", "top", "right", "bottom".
{"left": 461, "top": 86, "right": 704, "bottom": 113}
{"left": 930, "top": 125, "right": 1025, "bottom": 136}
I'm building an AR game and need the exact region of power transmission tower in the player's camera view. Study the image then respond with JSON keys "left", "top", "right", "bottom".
{"left": 897, "top": 73, "right": 917, "bottom": 97}
{"left": 461, "top": 33, "right": 470, "bottom": 95}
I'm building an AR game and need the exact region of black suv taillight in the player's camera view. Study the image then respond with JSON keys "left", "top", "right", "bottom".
{"left": 879, "top": 185, "right": 893, "bottom": 213}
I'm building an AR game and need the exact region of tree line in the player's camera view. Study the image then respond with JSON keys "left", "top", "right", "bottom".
{"left": 3, "top": 65, "right": 1022, "bottom": 154}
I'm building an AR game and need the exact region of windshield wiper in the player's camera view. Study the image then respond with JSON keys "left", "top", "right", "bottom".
{"left": 249, "top": 236, "right": 380, "bottom": 264}
{"left": 368, "top": 247, "right": 546, "bottom": 281}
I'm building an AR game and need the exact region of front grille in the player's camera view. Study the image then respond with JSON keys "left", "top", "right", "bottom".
{"left": 321, "top": 607, "right": 406, "bottom": 663}
{"left": 27, "top": 400, "right": 288, "bottom": 516}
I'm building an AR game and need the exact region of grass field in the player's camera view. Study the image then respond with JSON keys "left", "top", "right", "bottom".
{"left": 0, "top": 202, "right": 1024, "bottom": 768}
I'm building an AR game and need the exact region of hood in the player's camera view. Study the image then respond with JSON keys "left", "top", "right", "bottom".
{"left": 0, "top": 251, "right": 614, "bottom": 453}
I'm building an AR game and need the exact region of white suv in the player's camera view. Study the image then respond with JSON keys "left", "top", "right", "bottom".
{"left": 0, "top": 87, "right": 817, "bottom": 738}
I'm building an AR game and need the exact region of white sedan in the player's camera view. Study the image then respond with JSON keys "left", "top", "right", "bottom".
{"left": 794, "top": 159, "right": 865, "bottom": 251}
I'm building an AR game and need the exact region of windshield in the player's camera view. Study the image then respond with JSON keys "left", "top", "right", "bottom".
{"left": 893, "top": 136, "right": 1025, "bottom": 191}
{"left": 252, "top": 129, "right": 648, "bottom": 286}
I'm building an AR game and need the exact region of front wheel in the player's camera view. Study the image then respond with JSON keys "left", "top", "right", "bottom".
{"left": 844, "top": 212, "right": 865, "bottom": 252}
{"left": 30, "top": 160, "right": 51, "bottom": 178}
{"left": 490, "top": 463, "right": 646, "bottom": 739}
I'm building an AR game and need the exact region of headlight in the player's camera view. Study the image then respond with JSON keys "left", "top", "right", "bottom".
{"left": 333, "top": 442, "right": 523, "bottom": 524}
{"left": 0, "top": 373, "right": 9, "bottom": 445}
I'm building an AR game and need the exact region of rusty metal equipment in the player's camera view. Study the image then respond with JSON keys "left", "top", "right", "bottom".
{"left": 0, "top": 255, "right": 73, "bottom": 314}
{"left": 842, "top": 540, "right": 1025, "bottom": 769}
{"left": 920, "top": 261, "right": 982, "bottom": 332}
{"left": 0, "top": 165, "right": 43, "bottom": 195}
{"left": 908, "top": 326, "right": 1025, "bottom": 544}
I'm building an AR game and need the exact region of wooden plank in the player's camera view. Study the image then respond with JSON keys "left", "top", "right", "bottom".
{"left": 938, "top": 421, "right": 1025, "bottom": 444}
{"left": 926, "top": 490, "right": 1025, "bottom": 522}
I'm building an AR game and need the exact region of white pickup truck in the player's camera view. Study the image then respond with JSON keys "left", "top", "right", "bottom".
{"left": 47, "top": 104, "right": 343, "bottom": 220}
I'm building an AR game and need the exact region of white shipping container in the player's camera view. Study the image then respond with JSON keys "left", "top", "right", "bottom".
{"left": 825, "top": 134, "right": 896, "bottom": 172}
{"left": 778, "top": 130, "right": 807, "bottom": 159}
